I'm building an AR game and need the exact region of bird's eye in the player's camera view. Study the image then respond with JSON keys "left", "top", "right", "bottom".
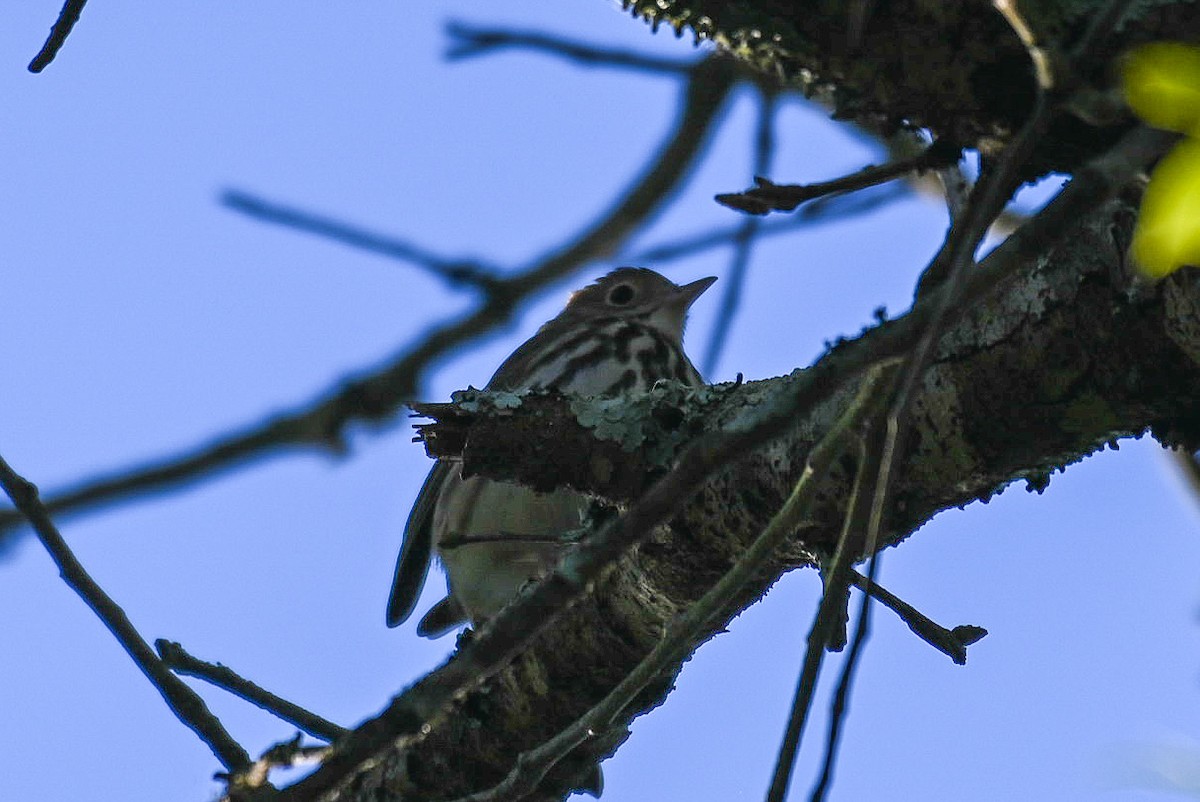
{"left": 607, "top": 284, "right": 635, "bottom": 306}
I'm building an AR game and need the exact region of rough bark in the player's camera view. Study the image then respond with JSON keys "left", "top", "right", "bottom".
{"left": 323, "top": 196, "right": 1200, "bottom": 801}
{"left": 621, "top": 0, "right": 1200, "bottom": 174}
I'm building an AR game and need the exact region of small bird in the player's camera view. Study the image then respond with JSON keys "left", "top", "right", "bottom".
{"left": 387, "top": 267, "right": 716, "bottom": 637}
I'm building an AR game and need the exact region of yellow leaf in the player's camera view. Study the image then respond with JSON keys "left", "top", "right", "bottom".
{"left": 1123, "top": 42, "right": 1200, "bottom": 136}
{"left": 1132, "top": 138, "right": 1200, "bottom": 278}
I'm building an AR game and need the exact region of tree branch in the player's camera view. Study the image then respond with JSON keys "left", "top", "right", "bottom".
{"left": 28, "top": 0, "right": 88, "bottom": 73}
{"left": 703, "top": 88, "right": 778, "bottom": 375}
{"left": 449, "top": 362, "right": 901, "bottom": 802}
{"left": 0, "top": 455, "right": 251, "bottom": 774}
{"left": 849, "top": 572, "right": 986, "bottom": 664}
{"left": 623, "top": 0, "right": 1190, "bottom": 174}
{"left": 259, "top": 125, "right": 1190, "bottom": 802}
{"left": 156, "top": 640, "right": 347, "bottom": 743}
{"left": 0, "top": 55, "right": 739, "bottom": 545}
{"left": 715, "top": 140, "right": 960, "bottom": 215}
{"left": 221, "top": 190, "right": 502, "bottom": 292}
{"left": 222, "top": 181, "right": 887, "bottom": 301}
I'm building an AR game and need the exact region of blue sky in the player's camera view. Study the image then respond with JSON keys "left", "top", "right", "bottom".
{"left": 3, "top": 3, "right": 1199, "bottom": 801}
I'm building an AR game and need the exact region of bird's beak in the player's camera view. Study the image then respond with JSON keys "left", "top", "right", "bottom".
{"left": 676, "top": 275, "right": 717, "bottom": 309}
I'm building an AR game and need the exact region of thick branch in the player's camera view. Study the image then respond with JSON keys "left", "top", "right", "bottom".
{"left": 422, "top": 207, "right": 1200, "bottom": 548}
{"left": 287, "top": 164, "right": 1196, "bottom": 802}
{"left": 623, "top": 0, "right": 1198, "bottom": 174}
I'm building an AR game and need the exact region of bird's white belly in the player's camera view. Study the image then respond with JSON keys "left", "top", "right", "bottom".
{"left": 433, "top": 472, "right": 588, "bottom": 622}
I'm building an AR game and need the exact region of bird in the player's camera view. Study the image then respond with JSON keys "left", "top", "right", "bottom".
{"left": 387, "top": 267, "right": 716, "bottom": 637}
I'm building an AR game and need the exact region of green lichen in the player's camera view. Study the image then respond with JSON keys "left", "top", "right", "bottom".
{"left": 570, "top": 381, "right": 702, "bottom": 464}
{"left": 491, "top": 391, "right": 524, "bottom": 409}
{"left": 449, "top": 387, "right": 524, "bottom": 414}
{"left": 449, "top": 386, "right": 484, "bottom": 412}
{"left": 450, "top": 383, "right": 707, "bottom": 467}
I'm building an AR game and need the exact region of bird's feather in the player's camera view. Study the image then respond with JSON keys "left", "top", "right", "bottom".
{"left": 386, "top": 460, "right": 450, "bottom": 627}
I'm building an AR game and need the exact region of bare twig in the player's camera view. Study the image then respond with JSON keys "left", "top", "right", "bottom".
{"left": 221, "top": 190, "right": 501, "bottom": 291}
{"left": 811, "top": 499, "right": 989, "bottom": 802}
{"left": 703, "top": 89, "right": 778, "bottom": 376}
{"left": 0, "top": 56, "right": 739, "bottom": 544}
{"left": 767, "top": 399, "right": 889, "bottom": 802}
{"left": 799, "top": 22, "right": 1060, "bottom": 802}
{"left": 808, "top": 551, "right": 882, "bottom": 802}
{"left": 156, "top": 640, "right": 347, "bottom": 743}
{"left": 795, "top": 184, "right": 909, "bottom": 222}
{"left": 796, "top": 95, "right": 1032, "bottom": 797}
{"left": 807, "top": 4, "right": 1143, "bottom": 800}
{"left": 0, "top": 455, "right": 251, "bottom": 773}
{"left": 715, "top": 140, "right": 960, "bottom": 215}
{"left": 849, "top": 572, "right": 986, "bottom": 664}
{"left": 444, "top": 21, "right": 694, "bottom": 74}
{"left": 221, "top": 179, "right": 887, "bottom": 304}
{"left": 956, "top": 125, "right": 1175, "bottom": 312}
{"left": 28, "top": 0, "right": 88, "bottom": 73}
{"left": 0, "top": 415, "right": 337, "bottom": 542}
{"left": 631, "top": 186, "right": 904, "bottom": 265}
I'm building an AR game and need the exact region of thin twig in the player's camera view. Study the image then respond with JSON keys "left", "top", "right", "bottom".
{"left": 955, "top": 125, "right": 1175, "bottom": 313}
{"left": 156, "top": 640, "right": 348, "bottom": 743}
{"left": 813, "top": 472, "right": 991, "bottom": 799}
{"left": 703, "top": 90, "right": 778, "bottom": 376}
{"left": 849, "top": 572, "right": 986, "bottom": 664}
{"left": 766, "top": 414, "right": 883, "bottom": 802}
{"left": 28, "top": 0, "right": 88, "bottom": 73}
{"left": 445, "top": 363, "right": 900, "bottom": 802}
{"left": 808, "top": 5, "right": 1142, "bottom": 802}
{"left": 0, "top": 56, "right": 739, "bottom": 544}
{"left": 631, "top": 186, "right": 904, "bottom": 265}
{"left": 715, "top": 140, "right": 960, "bottom": 215}
{"left": 221, "top": 179, "right": 887, "bottom": 303}
{"left": 221, "top": 190, "right": 501, "bottom": 291}
{"left": 910, "top": 0, "right": 1138, "bottom": 484}
{"left": 0, "top": 455, "right": 251, "bottom": 773}
{"left": 811, "top": 495, "right": 987, "bottom": 802}
{"left": 796, "top": 184, "right": 909, "bottom": 222}
{"left": 808, "top": 551, "right": 882, "bottom": 802}
{"left": 444, "top": 21, "right": 694, "bottom": 74}
{"left": 800, "top": 16, "right": 1060, "bottom": 802}
{"left": 0, "top": 417, "right": 332, "bottom": 541}
{"left": 266, "top": 122, "right": 1177, "bottom": 802}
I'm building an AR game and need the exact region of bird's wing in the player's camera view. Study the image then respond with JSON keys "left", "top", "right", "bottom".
{"left": 416, "top": 594, "right": 467, "bottom": 637}
{"left": 386, "top": 461, "right": 450, "bottom": 627}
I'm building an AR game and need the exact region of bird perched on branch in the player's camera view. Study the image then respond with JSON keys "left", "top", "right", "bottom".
{"left": 387, "top": 267, "right": 715, "bottom": 637}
